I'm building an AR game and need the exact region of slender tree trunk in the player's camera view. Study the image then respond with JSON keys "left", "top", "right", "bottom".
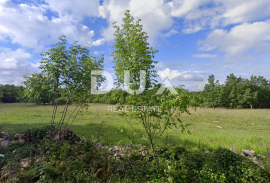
{"left": 51, "top": 78, "right": 59, "bottom": 126}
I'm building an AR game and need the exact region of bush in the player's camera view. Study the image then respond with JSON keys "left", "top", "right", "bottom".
{"left": 1, "top": 126, "right": 270, "bottom": 182}
{"left": 57, "top": 97, "right": 69, "bottom": 105}
{"left": 24, "top": 125, "right": 53, "bottom": 143}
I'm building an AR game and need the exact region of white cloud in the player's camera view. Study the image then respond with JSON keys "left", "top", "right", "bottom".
{"left": 0, "top": 48, "right": 39, "bottom": 85}
{"left": 163, "top": 29, "right": 179, "bottom": 37}
{"left": 155, "top": 61, "right": 184, "bottom": 70}
{"left": 44, "top": 0, "right": 101, "bottom": 20}
{"left": 155, "top": 61, "right": 166, "bottom": 69}
{"left": 100, "top": 0, "right": 174, "bottom": 45}
{"left": 0, "top": 0, "right": 105, "bottom": 51}
{"left": 192, "top": 54, "right": 218, "bottom": 58}
{"left": 168, "top": 0, "right": 270, "bottom": 33}
{"left": 219, "top": 0, "right": 270, "bottom": 26}
{"left": 168, "top": 0, "right": 210, "bottom": 17}
{"left": 172, "top": 71, "right": 207, "bottom": 81}
{"left": 92, "top": 38, "right": 106, "bottom": 46}
{"left": 199, "top": 19, "right": 270, "bottom": 58}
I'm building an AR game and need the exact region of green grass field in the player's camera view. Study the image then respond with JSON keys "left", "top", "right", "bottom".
{"left": 0, "top": 103, "right": 269, "bottom": 154}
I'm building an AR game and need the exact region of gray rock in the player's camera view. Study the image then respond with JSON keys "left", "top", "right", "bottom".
{"left": 242, "top": 149, "right": 255, "bottom": 157}
{"left": 251, "top": 157, "right": 265, "bottom": 169}
{"left": 18, "top": 139, "right": 25, "bottom": 145}
{"left": 21, "top": 158, "right": 31, "bottom": 168}
{"left": 0, "top": 138, "right": 4, "bottom": 142}
{"left": 205, "top": 150, "right": 210, "bottom": 153}
{"left": 141, "top": 150, "right": 147, "bottom": 157}
{"left": 53, "top": 134, "right": 60, "bottom": 141}
{"left": 253, "top": 156, "right": 259, "bottom": 161}
{"left": 11, "top": 140, "right": 17, "bottom": 145}
{"left": 229, "top": 148, "right": 239, "bottom": 155}
{"left": 125, "top": 144, "right": 133, "bottom": 148}
{"left": 96, "top": 143, "right": 105, "bottom": 149}
{"left": 240, "top": 152, "right": 246, "bottom": 157}
{"left": 215, "top": 126, "right": 222, "bottom": 129}
{"left": 0, "top": 154, "right": 4, "bottom": 158}
{"left": 1, "top": 140, "right": 11, "bottom": 148}
{"left": 114, "top": 153, "right": 121, "bottom": 159}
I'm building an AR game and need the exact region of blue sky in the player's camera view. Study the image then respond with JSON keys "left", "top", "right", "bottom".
{"left": 1, "top": 0, "right": 270, "bottom": 91}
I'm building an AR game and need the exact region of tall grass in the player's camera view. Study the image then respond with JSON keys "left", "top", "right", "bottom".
{"left": 0, "top": 103, "right": 269, "bottom": 154}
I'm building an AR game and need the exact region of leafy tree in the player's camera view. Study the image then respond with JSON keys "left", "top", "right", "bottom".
{"left": 0, "top": 85, "right": 3, "bottom": 99}
{"left": 203, "top": 74, "right": 221, "bottom": 108}
{"left": 37, "top": 34, "right": 104, "bottom": 129}
{"left": 15, "top": 86, "right": 25, "bottom": 102}
{"left": 201, "top": 73, "right": 270, "bottom": 109}
{"left": 112, "top": 10, "right": 195, "bottom": 168}
{"left": 0, "top": 84, "right": 21, "bottom": 103}
{"left": 111, "top": 10, "right": 159, "bottom": 91}
{"left": 236, "top": 79, "right": 257, "bottom": 109}
{"left": 224, "top": 74, "right": 240, "bottom": 108}
{"left": 22, "top": 73, "right": 54, "bottom": 105}
{"left": 251, "top": 75, "right": 270, "bottom": 108}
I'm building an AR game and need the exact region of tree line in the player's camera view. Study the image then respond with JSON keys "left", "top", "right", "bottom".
{"left": 0, "top": 84, "right": 25, "bottom": 103}
{"left": 3, "top": 72, "right": 268, "bottom": 109}
{"left": 201, "top": 74, "right": 270, "bottom": 109}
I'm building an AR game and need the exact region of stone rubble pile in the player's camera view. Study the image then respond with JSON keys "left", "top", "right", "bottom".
{"left": 49, "top": 129, "right": 80, "bottom": 142}
{"left": 0, "top": 128, "right": 268, "bottom": 179}
{"left": 96, "top": 142, "right": 147, "bottom": 159}
{"left": 0, "top": 131, "right": 25, "bottom": 149}
{"left": 229, "top": 148, "right": 265, "bottom": 169}
{"left": 95, "top": 142, "right": 148, "bottom": 175}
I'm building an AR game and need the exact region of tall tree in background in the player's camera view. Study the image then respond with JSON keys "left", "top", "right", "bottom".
{"left": 224, "top": 73, "right": 241, "bottom": 108}
{"left": 0, "top": 84, "right": 24, "bottom": 103}
{"left": 0, "top": 86, "right": 3, "bottom": 99}
{"left": 22, "top": 73, "right": 54, "bottom": 105}
{"left": 111, "top": 10, "right": 159, "bottom": 92}
{"left": 202, "top": 73, "right": 270, "bottom": 109}
{"left": 203, "top": 74, "right": 221, "bottom": 108}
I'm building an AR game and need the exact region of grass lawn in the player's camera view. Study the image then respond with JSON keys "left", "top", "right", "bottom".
{"left": 0, "top": 103, "right": 270, "bottom": 154}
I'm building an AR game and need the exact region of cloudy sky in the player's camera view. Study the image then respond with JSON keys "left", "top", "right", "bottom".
{"left": 1, "top": 0, "right": 270, "bottom": 91}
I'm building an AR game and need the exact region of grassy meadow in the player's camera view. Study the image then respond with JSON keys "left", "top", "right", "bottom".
{"left": 0, "top": 103, "right": 269, "bottom": 154}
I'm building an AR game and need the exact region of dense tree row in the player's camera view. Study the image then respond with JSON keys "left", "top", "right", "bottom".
{"left": 202, "top": 74, "right": 270, "bottom": 109}
{"left": 0, "top": 84, "right": 25, "bottom": 103}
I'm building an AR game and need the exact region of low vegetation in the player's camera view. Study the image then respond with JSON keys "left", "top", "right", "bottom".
{"left": 0, "top": 124, "right": 270, "bottom": 182}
